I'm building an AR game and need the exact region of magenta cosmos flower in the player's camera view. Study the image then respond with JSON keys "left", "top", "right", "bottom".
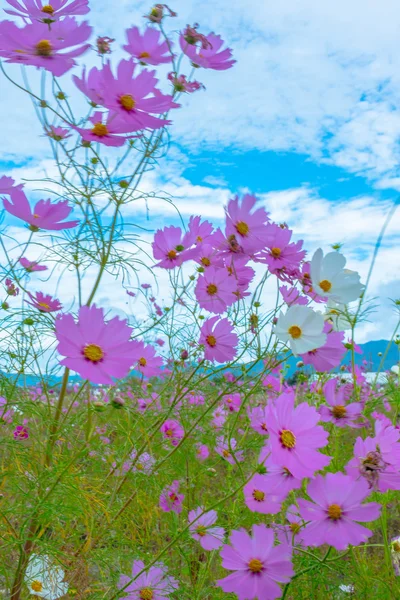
{"left": 0, "top": 175, "right": 23, "bottom": 194}
{"left": 265, "top": 391, "right": 331, "bottom": 479}
{"left": 55, "top": 305, "right": 139, "bottom": 385}
{"left": 118, "top": 559, "right": 178, "bottom": 600}
{"left": 3, "top": 189, "right": 78, "bottom": 231}
{"left": 346, "top": 419, "right": 400, "bottom": 492}
{"left": 160, "top": 419, "right": 184, "bottom": 447}
{"left": 152, "top": 225, "right": 198, "bottom": 269}
{"left": 258, "top": 449, "right": 303, "bottom": 498}
{"left": 257, "top": 223, "right": 306, "bottom": 275}
{"left": 123, "top": 25, "right": 173, "bottom": 65}
{"left": 225, "top": 194, "right": 270, "bottom": 254}
{"left": 19, "top": 257, "right": 47, "bottom": 272}
{"left": 195, "top": 443, "right": 209, "bottom": 461}
{"left": 45, "top": 125, "right": 71, "bottom": 141}
{"left": 188, "top": 507, "right": 225, "bottom": 550}
{"left": 195, "top": 266, "right": 237, "bottom": 314}
{"left": 215, "top": 436, "right": 244, "bottom": 465}
{"left": 248, "top": 406, "right": 269, "bottom": 435}
{"left": 180, "top": 32, "right": 235, "bottom": 70}
{"left": 168, "top": 72, "right": 204, "bottom": 93}
{"left": 0, "top": 18, "right": 91, "bottom": 76}
{"left": 298, "top": 473, "right": 381, "bottom": 551}
{"left": 4, "top": 0, "right": 90, "bottom": 22}
{"left": 217, "top": 524, "right": 293, "bottom": 600}
{"left": 319, "top": 378, "right": 362, "bottom": 428}
{"left": 301, "top": 322, "right": 345, "bottom": 372}
{"left": 73, "top": 111, "right": 138, "bottom": 147}
{"left": 199, "top": 316, "right": 238, "bottom": 363}
{"left": 243, "top": 474, "right": 285, "bottom": 515}
{"left": 14, "top": 425, "right": 29, "bottom": 440}
{"left": 26, "top": 291, "right": 62, "bottom": 312}
{"left": 159, "top": 480, "right": 184, "bottom": 514}
{"left": 130, "top": 340, "right": 163, "bottom": 377}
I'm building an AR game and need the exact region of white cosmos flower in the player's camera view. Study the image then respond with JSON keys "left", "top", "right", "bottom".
{"left": 310, "top": 249, "right": 364, "bottom": 304}
{"left": 275, "top": 305, "right": 326, "bottom": 355}
{"left": 25, "top": 554, "right": 68, "bottom": 599}
{"left": 324, "top": 300, "right": 350, "bottom": 332}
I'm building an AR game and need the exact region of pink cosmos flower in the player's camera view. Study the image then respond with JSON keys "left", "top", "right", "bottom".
{"left": 123, "top": 26, "right": 173, "bottom": 65}
{"left": 258, "top": 449, "right": 303, "bottom": 497}
{"left": 167, "top": 72, "right": 204, "bottom": 93}
{"left": 55, "top": 305, "right": 140, "bottom": 385}
{"left": 212, "top": 405, "right": 227, "bottom": 430}
{"left": 188, "top": 507, "right": 225, "bottom": 550}
{"left": 180, "top": 32, "right": 235, "bottom": 70}
{"left": 0, "top": 175, "right": 23, "bottom": 194}
{"left": 248, "top": 406, "right": 269, "bottom": 435}
{"left": 4, "top": 0, "right": 90, "bottom": 22}
{"left": 3, "top": 189, "right": 78, "bottom": 231}
{"left": 155, "top": 338, "right": 165, "bottom": 346}
{"left": 319, "top": 379, "right": 362, "bottom": 428}
{"left": 223, "top": 393, "right": 241, "bottom": 412}
{"left": 184, "top": 215, "right": 214, "bottom": 246}
{"left": 195, "top": 443, "right": 209, "bottom": 461}
{"left": 225, "top": 194, "right": 270, "bottom": 254}
{"left": 152, "top": 225, "right": 198, "bottom": 269}
{"left": 257, "top": 223, "right": 306, "bottom": 276}
{"left": 275, "top": 504, "right": 305, "bottom": 548}
{"left": 195, "top": 266, "right": 237, "bottom": 314}
{"left": 301, "top": 322, "right": 345, "bottom": 372}
{"left": 118, "top": 559, "right": 178, "bottom": 600}
{"left": 26, "top": 291, "right": 62, "bottom": 312}
{"left": 13, "top": 425, "right": 29, "bottom": 440}
{"left": 73, "top": 111, "right": 138, "bottom": 147}
{"left": 280, "top": 285, "right": 308, "bottom": 306}
{"left": 130, "top": 340, "right": 163, "bottom": 377}
{"left": 5, "top": 278, "right": 19, "bottom": 296}
{"left": 19, "top": 258, "right": 47, "bottom": 273}
{"left": 45, "top": 125, "right": 71, "bottom": 141}
{"left": 215, "top": 436, "right": 244, "bottom": 465}
{"left": 346, "top": 419, "right": 400, "bottom": 491}
{"left": 243, "top": 474, "right": 285, "bottom": 515}
{"left": 226, "top": 258, "right": 255, "bottom": 299}
{"left": 199, "top": 316, "right": 238, "bottom": 363}
{"left": 145, "top": 4, "right": 177, "bottom": 24}
{"left": 160, "top": 419, "right": 184, "bottom": 447}
{"left": 159, "top": 480, "right": 184, "bottom": 514}
{"left": 0, "top": 18, "right": 91, "bottom": 76}
{"left": 217, "top": 524, "right": 293, "bottom": 600}
{"left": 96, "top": 36, "right": 114, "bottom": 55}
{"left": 0, "top": 397, "right": 14, "bottom": 424}
{"left": 266, "top": 391, "right": 331, "bottom": 479}
{"left": 298, "top": 473, "right": 381, "bottom": 551}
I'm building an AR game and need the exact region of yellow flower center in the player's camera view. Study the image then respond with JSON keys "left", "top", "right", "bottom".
{"left": 319, "top": 279, "right": 332, "bottom": 292}
{"left": 165, "top": 428, "right": 173, "bottom": 436}
{"left": 252, "top": 489, "right": 265, "bottom": 502}
{"left": 167, "top": 249, "right": 177, "bottom": 260}
{"left": 271, "top": 247, "right": 281, "bottom": 257}
{"left": 392, "top": 540, "right": 400, "bottom": 553}
{"left": 136, "top": 463, "right": 144, "bottom": 470}
{"left": 290, "top": 522, "right": 301, "bottom": 534}
{"left": 280, "top": 429, "right": 296, "bottom": 449}
{"left": 139, "top": 589, "right": 154, "bottom": 600}
{"left": 222, "top": 449, "right": 230, "bottom": 458}
{"left": 206, "top": 334, "right": 216, "bottom": 347}
{"left": 41, "top": 4, "right": 54, "bottom": 14}
{"left": 327, "top": 504, "right": 342, "bottom": 520}
{"left": 139, "top": 51, "right": 151, "bottom": 59}
{"left": 248, "top": 558, "right": 263, "bottom": 573}
{"left": 332, "top": 405, "right": 347, "bottom": 419}
{"left": 83, "top": 344, "right": 104, "bottom": 363}
{"left": 196, "top": 525, "right": 207, "bottom": 537}
{"left": 139, "top": 357, "right": 147, "bottom": 367}
{"left": 288, "top": 325, "right": 302, "bottom": 339}
{"left": 201, "top": 257, "right": 211, "bottom": 266}
{"left": 37, "top": 302, "right": 50, "bottom": 310}
{"left": 31, "top": 581, "right": 43, "bottom": 592}
{"left": 235, "top": 221, "right": 249, "bottom": 236}
{"left": 35, "top": 39, "right": 52, "bottom": 56}
{"left": 119, "top": 94, "right": 136, "bottom": 111}
{"left": 33, "top": 213, "right": 40, "bottom": 218}
{"left": 206, "top": 284, "right": 218, "bottom": 295}
{"left": 91, "top": 123, "right": 108, "bottom": 137}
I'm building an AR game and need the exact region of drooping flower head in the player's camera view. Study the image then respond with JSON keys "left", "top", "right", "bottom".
{"left": 123, "top": 26, "right": 173, "bottom": 65}
{"left": 217, "top": 524, "right": 293, "bottom": 600}
{"left": 167, "top": 72, "right": 204, "bottom": 93}
{"left": 180, "top": 31, "right": 235, "bottom": 70}
{"left": 188, "top": 507, "right": 225, "bottom": 551}
{"left": 199, "top": 316, "right": 238, "bottom": 363}
{"left": 298, "top": 473, "right": 381, "bottom": 550}
{"left": 3, "top": 189, "right": 79, "bottom": 231}
{"left": 0, "top": 18, "right": 92, "bottom": 76}
{"left": 55, "top": 305, "right": 139, "bottom": 385}
{"left": 26, "top": 291, "right": 62, "bottom": 313}
{"left": 118, "top": 559, "right": 178, "bottom": 600}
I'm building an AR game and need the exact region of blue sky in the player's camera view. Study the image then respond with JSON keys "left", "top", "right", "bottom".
{"left": 0, "top": 0, "right": 400, "bottom": 343}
